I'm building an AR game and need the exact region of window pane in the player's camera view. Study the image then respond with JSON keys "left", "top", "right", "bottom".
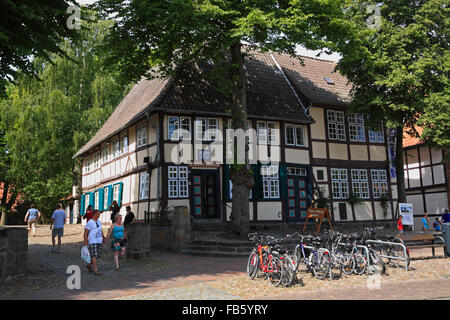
{"left": 285, "top": 125, "right": 295, "bottom": 145}
{"left": 207, "top": 118, "right": 218, "bottom": 141}
{"left": 180, "top": 117, "right": 191, "bottom": 139}
{"left": 137, "top": 125, "right": 147, "bottom": 146}
{"left": 196, "top": 118, "right": 206, "bottom": 140}
{"left": 168, "top": 166, "right": 178, "bottom": 179}
{"left": 295, "top": 125, "right": 304, "bottom": 146}
{"left": 178, "top": 166, "right": 188, "bottom": 179}
{"left": 169, "top": 180, "right": 178, "bottom": 198}
{"left": 169, "top": 117, "right": 179, "bottom": 140}
{"left": 179, "top": 180, "right": 188, "bottom": 197}
{"left": 257, "top": 122, "right": 267, "bottom": 143}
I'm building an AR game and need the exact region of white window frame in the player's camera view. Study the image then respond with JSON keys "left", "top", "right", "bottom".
{"left": 101, "top": 143, "right": 110, "bottom": 164}
{"left": 93, "top": 152, "right": 100, "bottom": 170}
{"left": 84, "top": 194, "right": 90, "bottom": 211}
{"left": 287, "top": 167, "right": 307, "bottom": 176}
{"left": 351, "top": 169, "right": 370, "bottom": 199}
{"left": 112, "top": 138, "right": 120, "bottom": 158}
{"left": 371, "top": 169, "right": 388, "bottom": 198}
{"left": 261, "top": 165, "right": 280, "bottom": 199}
{"left": 139, "top": 172, "right": 150, "bottom": 200}
{"left": 348, "top": 114, "right": 366, "bottom": 142}
{"left": 369, "top": 128, "right": 385, "bottom": 143}
{"left": 331, "top": 168, "right": 349, "bottom": 199}
{"left": 285, "top": 124, "right": 305, "bottom": 146}
{"left": 168, "top": 166, "right": 189, "bottom": 198}
{"left": 113, "top": 184, "right": 120, "bottom": 202}
{"left": 327, "top": 110, "right": 346, "bottom": 141}
{"left": 257, "top": 121, "right": 278, "bottom": 145}
{"left": 120, "top": 132, "right": 128, "bottom": 155}
{"left": 168, "top": 116, "right": 191, "bottom": 141}
{"left": 84, "top": 156, "right": 91, "bottom": 173}
{"left": 195, "top": 117, "right": 217, "bottom": 141}
{"left": 226, "top": 119, "right": 252, "bottom": 143}
{"left": 94, "top": 191, "right": 100, "bottom": 210}
{"left": 103, "top": 187, "right": 109, "bottom": 209}
{"left": 137, "top": 123, "right": 148, "bottom": 147}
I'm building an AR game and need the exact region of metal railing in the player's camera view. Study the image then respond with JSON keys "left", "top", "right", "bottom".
{"left": 144, "top": 207, "right": 173, "bottom": 226}
{"left": 366, "top": 239, "right": 409, "bottom": 271}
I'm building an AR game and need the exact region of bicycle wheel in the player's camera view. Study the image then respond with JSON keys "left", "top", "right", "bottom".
{"left": 353, "top": 254, "right": 367, "bottom": 275}
{"left": 281, "top": 256, "right": 296, "bottom": 287}
{"left": 246, "top": 251, "right": 259, "bottom": 279}
{"left": 331, "top": 256, "right": 342, "bottom": 279}
{"left": 341, "top": 253, "right": 355, "bottom": 275}
{"left": 267, "top": 257, "right": 284, "bottom": 287}
{"left": 368, "top": 250, "right": 385, "bottom": 275}
{"left": 386, "top": 244, "right": 410, "bottom": 268}
{"left": 312, "top": 252, "right": 331, "bottom": 280}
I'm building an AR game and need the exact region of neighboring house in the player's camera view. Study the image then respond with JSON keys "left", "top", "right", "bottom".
{"left": 73, "top": 48, "right": 398, "bottom": 225}
{"left": 61, "top": 186, "right": 81, "bottom": 225}
{"left": 403, "top": 130, "right": 449, "bottom": 228}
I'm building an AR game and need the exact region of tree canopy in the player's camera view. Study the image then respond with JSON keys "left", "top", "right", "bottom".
{"left": 0, "top": 0, "right": 81, "bottom": 95}
{"left": 337, "top": 0, "right": 449, "bottom": 203}
{"left": 0, "top": 18, "right": 129, "bottom": 220}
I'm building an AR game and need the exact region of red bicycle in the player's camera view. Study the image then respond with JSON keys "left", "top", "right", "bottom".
{"left": 247, "top": 233, "right": 284, "bottom": 287}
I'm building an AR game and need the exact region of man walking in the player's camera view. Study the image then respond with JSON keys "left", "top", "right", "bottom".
{"left": 109, "top": 200, "right": 120, "bottom": 224}
{"left": 84, "top": 210, "right": 105, "bottom": 275}
{"left": 24, "top": 204, "right": 41, "bottom": 237}
{"left": 50, "top": 204, "right": 66, "bottom": 253}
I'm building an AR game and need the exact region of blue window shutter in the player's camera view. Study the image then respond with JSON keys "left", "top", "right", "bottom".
{"left": 108, "top": 185, "right": 113, "bottom": 208}
{"left": 80, "top": 194, "right": 85, "bottom": 216}
{"left": 99, "top": 188, "right": 105, "bottom": 211}
{"left": 89, "top": 192, "right": 95, "bottom": 207}
{"left": 118, "top": 183, "right": 123, "bottom": 206}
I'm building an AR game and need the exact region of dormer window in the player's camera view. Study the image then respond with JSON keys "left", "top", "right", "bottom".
{"left": 324, "top": 77, "right": 335, "bottom": 85}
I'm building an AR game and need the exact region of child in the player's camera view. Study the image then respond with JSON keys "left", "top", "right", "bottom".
{"left": 397, "top": 215, "right": 404, "bottom": 234}
{"left": 433, "top": 217, "right": 442, "bottom": 231}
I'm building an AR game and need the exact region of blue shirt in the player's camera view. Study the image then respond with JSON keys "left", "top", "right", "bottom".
{"left": 27, "top": 208, "right": 39, "bottom": 221}
{"left": 422, "top": 218, "right": 428, "bottom": 229}
{"left": 442, "top": 213, "right": 450, "bottom": 223}
{"left": 51, "top": 209, "right": 66, "bottom": 229}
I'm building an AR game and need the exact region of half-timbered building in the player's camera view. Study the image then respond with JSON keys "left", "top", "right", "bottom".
{"left": 403, "top": 130, "right": 449, "bottom": 228}
{"left": 73, "top": 48, "right": 398, "bottom": 225}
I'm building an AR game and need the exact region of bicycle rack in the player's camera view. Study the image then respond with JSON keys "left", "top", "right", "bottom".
{"left": 335, "top": 243, "right": 372, "bottom": 274}
{"left": 356, "top": 245, "right": 371, "bottom": 267}
{"left": 366, "top": 239, "right": 409, "bottom": 271}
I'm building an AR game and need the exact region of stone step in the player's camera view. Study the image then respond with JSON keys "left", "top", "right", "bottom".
{"left": 180, "top": 249, "right": 250, "bottom": 258}
{"left": 189, "top": 245, "right": 253, "bottom": 253}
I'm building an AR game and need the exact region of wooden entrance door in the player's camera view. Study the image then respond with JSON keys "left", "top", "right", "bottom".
{"left": 191, "top": 170, "right": 220, "bottom": 219}
{"left": 286, "top": 176, "right": 309, "bottom": 222}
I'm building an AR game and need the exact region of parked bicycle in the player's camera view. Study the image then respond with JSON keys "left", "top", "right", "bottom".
{"left": 247, "top": 233, "right": 285, "bottom": 287}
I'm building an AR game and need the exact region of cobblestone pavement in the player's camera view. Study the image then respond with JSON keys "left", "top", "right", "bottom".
{"left": 1, "top": 224, "right": 449, "bottom": 300}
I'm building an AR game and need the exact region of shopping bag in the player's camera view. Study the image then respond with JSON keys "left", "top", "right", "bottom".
{"left": 81, "top": 245, "right": 91, "bottom": 264}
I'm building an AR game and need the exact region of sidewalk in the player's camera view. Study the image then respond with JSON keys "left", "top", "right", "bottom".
{"left": 1, "top": 224, "right": 449, "bottom": 300}
{"left": 252, "top": 278, "right": 450, "bottom": 300}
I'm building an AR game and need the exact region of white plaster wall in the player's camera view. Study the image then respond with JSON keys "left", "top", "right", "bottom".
{"left": 405, "top": 194, "right": 424, "bottom": 215}
{"left": 257, "top": 202, "right": 282, "bottom": 221}
{"left": 354, "top": 202, "right": 373, "bottom": 221}
{"left": 424, "top": 192, "right": 448, "bottom": 215}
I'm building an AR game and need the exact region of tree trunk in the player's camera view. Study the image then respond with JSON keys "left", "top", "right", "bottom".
{"left": 394, "top": 127, "right": 406, "bottom": 218}
{"left": 0, "top": 210, "right": 6, "bottom": 225}
{"left": 229, "top": 42, "right": 253, "bottom": 236}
